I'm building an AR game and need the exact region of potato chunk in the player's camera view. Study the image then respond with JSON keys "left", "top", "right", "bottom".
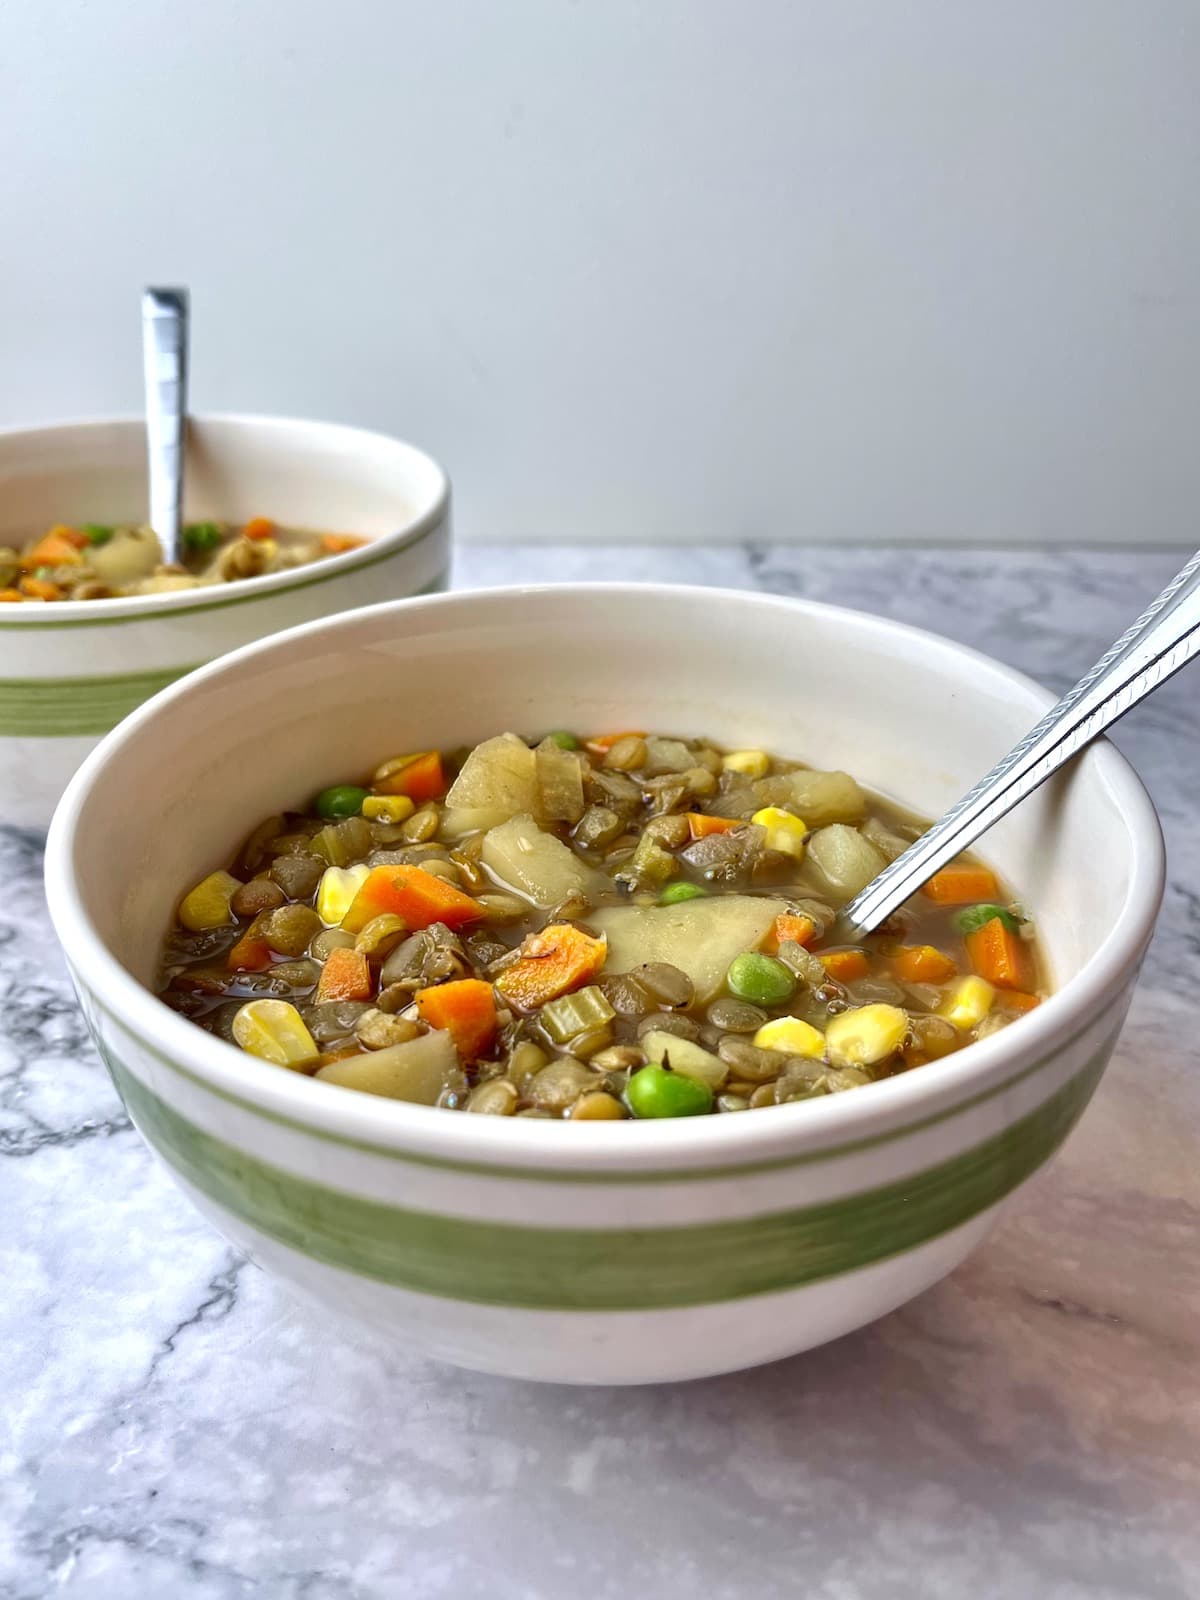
{"left": 446, "top": 733, "right": 539, "bottom": 817}
{"left": 589, "top": 896, "right": 787, "bottom": 1003}
{"left": 315, "top": 1028, "right": 465, "bottom": 1103}
{"left": 806, "top": 825, "right": 886, "bottom": 904}
{"left": 791, "top": 770, "right": 866, "bottom": 825}
{"left": 534, "top": 738, "right": 586, "bottom": 823}
{"left": 482, "top": 814, "right": 603, "bottom": 909}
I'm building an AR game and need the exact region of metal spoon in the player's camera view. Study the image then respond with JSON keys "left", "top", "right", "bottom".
{"left": 842, "top": 547, "right": 1200, "bottom": 938}
{"left": 141, "top": 286, "right": 189, "bottom": 567}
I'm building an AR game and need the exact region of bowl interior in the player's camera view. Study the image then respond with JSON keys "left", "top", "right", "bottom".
{"left": 63, "top": 585, "right": 1147, "bottom": 1010}
{"left": 0, "top": 415, "right": 446, "bottom": 541}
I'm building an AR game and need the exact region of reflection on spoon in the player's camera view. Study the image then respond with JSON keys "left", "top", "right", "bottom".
{"left": 141, "top": 286, "right": 189, "bottom": 568}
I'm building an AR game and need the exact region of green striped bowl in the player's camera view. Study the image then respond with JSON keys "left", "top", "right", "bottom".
{"left": 0, "top": 414, "right": 451, "bottom": 827}
{"left": 44, "top": 584, "right": 1165, "bottom": 1383}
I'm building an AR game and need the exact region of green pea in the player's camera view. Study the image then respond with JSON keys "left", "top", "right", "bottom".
{"left": 726, "top": 952, "right": 796, "bottom": 1006}
{"left": 314, "top": 784, "right": 370, "bottom": 820}
{"left": 954, "top": 903, "right": 1021, "bottom": 935}
{"left": 82, "top": 523, "right": 115, "bottom": 546}
{"left": 626, "top": 1064, "right": 713, "bottom": 1119}
{"left": 184, "top": 521, "right": 223, "bottom": 552}
{"left": 544, "top": 731, "right": 580, "bottom": 750}
{"left": 659, "top": 881, "right": 708, "bottom": 905}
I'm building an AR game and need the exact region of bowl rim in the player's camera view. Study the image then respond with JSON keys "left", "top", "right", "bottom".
{"left": 0, "top": 411, "right": 450, "bottom": 625}
{"left": 44, "top": 581, "right": 1166, "bottom": 1174}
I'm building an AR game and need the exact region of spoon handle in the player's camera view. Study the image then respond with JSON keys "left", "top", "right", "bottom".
{"left": 843, "top": 548, "right": 1200, "bottom": 937}
{"left": 142, "top": 286, "right": 189, "bottom": 566}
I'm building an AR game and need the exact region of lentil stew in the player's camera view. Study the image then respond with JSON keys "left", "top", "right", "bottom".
{"left": 157, "top": 732, "right": 1048, "bottom": 1119}
{"left": 0, "top": 518, "right": 366, "bottom": 602}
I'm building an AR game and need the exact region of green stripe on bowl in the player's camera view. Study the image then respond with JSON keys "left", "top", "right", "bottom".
{"left": 0, "top": 663, "right": 203, "bottom": 735}
{"left": 0, "top": 569, "right": 448, "bottom": 734}
{"left": 103, "top": 1043, "right": 1107, "bottom": 1310}
{"left": 0, "top": 531, "right": 447, "bottom": 629}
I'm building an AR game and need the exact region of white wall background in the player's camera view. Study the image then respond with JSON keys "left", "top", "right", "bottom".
{"left": 3, "top": 1, "right": 1198, "bottom": 545}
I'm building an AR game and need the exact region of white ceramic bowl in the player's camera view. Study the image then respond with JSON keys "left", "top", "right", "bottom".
{"left": 0, "top": 414, "right": 450, "bottom": 828}
{"left": 44, "top": 585, "right": 1165, "bottom": 1385}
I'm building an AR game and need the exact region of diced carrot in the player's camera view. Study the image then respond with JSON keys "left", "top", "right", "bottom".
{"left": 771, "top": 913, "right": 816, "bottom": 951}
{"left": 415, "top": 978, "right": 497, "bottom": 1058}
{"left": 316, "top": 946, "right": 373, "bottom": 1003}
{"left": 922, "top": 864, "right": 999, "bottom": 905}
{"left": 373, "top": 750, "right": 445, "bottom": 802}
{"left": 55, "top": 524, "right": 91, "bottom": 548}
{"left": 0, "top": 590, "right": 24, "bottom": 602}
{"left": 965, "top": 919, "right": 1033, "bottom": 991}
{"left": 1003, "top": 990, "right": 1042, "bottom": 1014}
{"left": 495, "top": 923, "right": 607, "bottom": 1011}
{"left": 243, "top": 516, "right": 276, "bottom": 540}
{"left": 227, "top": 930, "right": 272, "bottom": 971}
{"left": 892, "top": 944, "right": 958, "bottom": 984}
{"left": 685, "top": 812, "right": 741, "bottom": 840}
{"left": 819, "top": 949, "right": 869, "bottom": 983}
{"left": 321, "top": 533, "right": 366, "bottom": 554}
{"left": 25, "top": 527, "right": 87, "bottom": 565}
{"left": 20, "top": 577, "right": 64, "bottom": 600}
{"left": 584, "top": 731, "right": 646, "bottom": 755}
{"left": 340, "top": 865, "right": 484, "bottom": 935}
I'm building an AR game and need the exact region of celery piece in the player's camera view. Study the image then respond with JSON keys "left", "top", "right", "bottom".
{"left": 621, "top": 829, "right": 676, "bottom": 889}
{"left": 310, "top": 816, "right": 372, "bottom": 867}
{"left": 540, "top": 984, "right": 616, "bottom": 1043}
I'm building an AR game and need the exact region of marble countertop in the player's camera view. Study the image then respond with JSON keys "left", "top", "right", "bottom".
{"left": 3, "top": 546, "right": 1197, "bottom": 1600}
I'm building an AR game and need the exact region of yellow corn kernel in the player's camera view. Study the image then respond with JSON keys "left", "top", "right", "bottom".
{"left": 753, "top": 1016, "right": 826, "bottom": 1058}
{"left": 231, "top": 999, "right": 319, "bottom": 1069}
{"left": 316, "top": 863, "right": 371, "bottom": 926}
{"left": 940, "top": 976, "right": 996, "bottom": 1032}
{"left": 362, "top": 794, "right": 416, "bottom": 823}
{"left": 825, "top": 1004, "right": 909, "bottom": 1068}
{"left": 723, "top": 749, "right": 770, "bottom": 779}
{"left": 750, "top": 806, "right": 808, "bottom": 857}
{"left": 177, "top": 869, "right": 243, "bottom": 931}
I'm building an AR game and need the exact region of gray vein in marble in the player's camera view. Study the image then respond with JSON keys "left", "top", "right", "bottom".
{"left": 1, "top": 546, "right": 1196, "bottom": 1600}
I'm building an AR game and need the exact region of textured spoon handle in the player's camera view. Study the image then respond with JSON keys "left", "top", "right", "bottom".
{"left": 843, "top": 548, "right": 1200, "bottom": 936}
{"left": 142, "top": 286, "right": 189, "bottom": 566}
